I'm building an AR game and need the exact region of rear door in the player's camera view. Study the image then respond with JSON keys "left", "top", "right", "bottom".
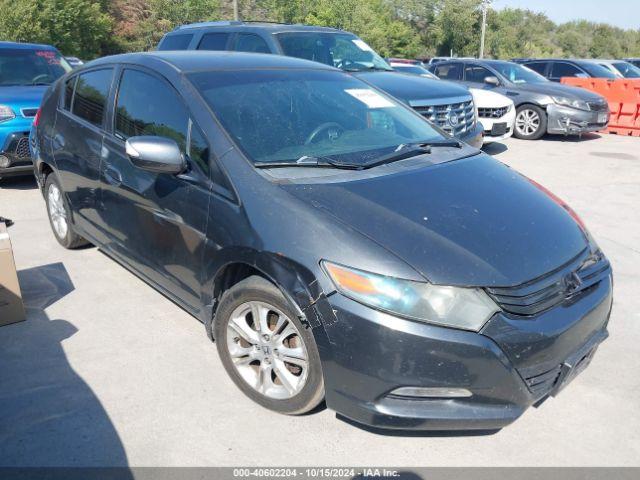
{"left": 52, "top": 67, "right": 114, "bottom": 240}
{"left": 100, "top": 67, "right": 211, "bottom": 309}
{"left": 549, "top": 62, "right": 587, "bottom": 82}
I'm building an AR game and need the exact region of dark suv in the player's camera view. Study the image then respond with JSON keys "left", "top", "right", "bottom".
{"left": 32, "top": 51, "right": 612, "bottom": 431}
{"left": 515, "top": 58, "right": 618, "bottom": 82}
{"left": 157, "top": 21, "right": 483, "bottom": 148}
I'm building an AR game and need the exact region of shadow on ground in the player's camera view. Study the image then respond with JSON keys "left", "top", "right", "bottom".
{"left": 0, "top": 262, "right": 131, "bottom": 470}
{"left": 0, "top": 176, "right": 37, "bottom": 190}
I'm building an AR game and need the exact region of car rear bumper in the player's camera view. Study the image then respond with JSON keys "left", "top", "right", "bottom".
{"left": 547, "top": 104, "right": 609, "bottom": 135}
{"left": 315, "top": 271, "right": 613, "bottom": 431}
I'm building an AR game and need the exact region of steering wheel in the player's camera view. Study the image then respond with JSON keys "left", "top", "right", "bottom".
{"left": 31, "top": 73, "right": 51, "bottom": 84}
{"left": 336, "top": 59, "right": 357, "bottom": 70}
{"left": 304, "top": 122, "right": 345, "bottom": 145}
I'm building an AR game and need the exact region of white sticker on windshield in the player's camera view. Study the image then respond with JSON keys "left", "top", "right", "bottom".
{"left": 352, "top": 39, "right": 374, "bottom": 52}
{"left": 345, "top": 89, "right": 396, "bottom": 109}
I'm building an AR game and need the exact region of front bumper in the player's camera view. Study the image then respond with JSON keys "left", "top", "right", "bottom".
{"left": 479, "top": 109, "right": 516, "bottom": 144}
{"left": 314, "top": 272, "right": 613, "bottom": 431}
{"left": 0, "top": 123, "right": 34, "bottom": 179}
{"left": 547, "top": 104, "right": 609, "bottom": 135}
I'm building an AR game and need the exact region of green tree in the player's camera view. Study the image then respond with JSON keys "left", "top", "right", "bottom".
{"left": 0, "top": 0, "right": 111, "bottom": 59}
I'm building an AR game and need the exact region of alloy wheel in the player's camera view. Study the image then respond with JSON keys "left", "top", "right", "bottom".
{"left": 48, "top": 183, "right": 68, "bottom": 239}
{"left": 515, "top": 108, "right": 541, "bottom": 137}
{"left": 226, "top": 301, "right": 309, "bottom": 400}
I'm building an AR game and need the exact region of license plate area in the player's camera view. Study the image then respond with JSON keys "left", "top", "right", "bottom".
{"left": 551, "top": 343, "right": 599, "bottom": 397}
{"left": 491, "top": 122, "right": 508, "bottom": 136}
{"left": 597, "top": 112, "right": 608, "bottom": 124}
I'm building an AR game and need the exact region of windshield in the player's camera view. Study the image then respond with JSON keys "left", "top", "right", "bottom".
{"left": 611, "top": 62, "right": 640, "bottom": 78}
{"left": 0, "top": 48, "right": 72, "bottom": 86}
{"left": 189, "top": 69, "right": 444, "bottom": 167}
{"left": 276, "top": 32, "right": 392, "bottom": 72}
{"left": 580, "top": 62, "right": 618, "bottom": 79}
{"left": 492, "top": 62, "right": 548, "bottom": 84}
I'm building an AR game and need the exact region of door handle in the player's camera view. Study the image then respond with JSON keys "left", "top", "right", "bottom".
{"left": 104, "top": 166, "right": 122, "bottom": 186}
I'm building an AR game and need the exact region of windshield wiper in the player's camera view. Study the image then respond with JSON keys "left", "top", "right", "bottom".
{"left": 360, "top": 140, "right": 463, "bottom": 169}
{"left": 255, "top": 155, "right": 363, "bottom": 170}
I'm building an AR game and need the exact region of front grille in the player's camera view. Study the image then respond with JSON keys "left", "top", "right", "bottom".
{"left": 412, "top": 99, "right": 475, "bottom": 137}
{"left": 486, "top": 249, "right": 611, "bottom": 316}
{"left": 587, "top": 101, "right": 608, "bottom": 112}
{"left": 21, "top": 108, "right": 38, "bottom": 117}
{"left": 524, "top": 365, "right": 562, "bottom": 395}
{"left": 15, "top": 136, "right": 31, "bottom": 158}
{"left": 478, "top": 106, "right": 510, "bottom": 119}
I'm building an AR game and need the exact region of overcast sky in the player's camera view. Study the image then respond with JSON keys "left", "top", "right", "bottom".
{"left": 496, "top": 0, "right": 639, "bottom": 30}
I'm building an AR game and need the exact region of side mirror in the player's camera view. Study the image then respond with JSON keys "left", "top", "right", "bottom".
{"left": 125, "top": 136, "right": 185, "bottom": 175}
{"left": 484, "top": 75, "right": 500, "bottom": 86}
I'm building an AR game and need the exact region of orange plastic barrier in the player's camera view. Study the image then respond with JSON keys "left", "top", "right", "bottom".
{"left": 561, "top": 77, "right": 640, "bottom": 136}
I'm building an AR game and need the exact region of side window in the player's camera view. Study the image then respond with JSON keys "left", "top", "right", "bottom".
{"left": 158, "top": 34, "right": 193, "bottom": 51}
{"left": 464, "top": 65, "right": 493, "bottom": 83}
{"left": 234, "top": 33, "right": 270, "bottom": 54}
{"left": 551, "top": 62, "right": 584, "bottom": 78}
{"left": 115, "top": 69, "right": 189, "bottom": 152}
{"left": 197, "top": 33, "right": 230, "bottom": 51}
{"left": 434, "top": 63, "right": 462, "bottom": 80}
{"left": 189, "top": 123, "right": 210, "bottom": 175}
{"left": 525, "top": 62, "right": 548, "bottom": 76}
{"left": 72, "top": 69, "right": 113, "bottom": 127}
{"left": 63, "top": 76, "right": 76, "bottom": 110}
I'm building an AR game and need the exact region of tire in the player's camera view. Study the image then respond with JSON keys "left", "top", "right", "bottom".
{"left": 44, "top": 173, "right": 89, "bottom": 249}
{"left": 214, "top": 275, "right": 325, "bottom": 415}
{"left": 514, "top": 104, "right": 547, "bottom": 140}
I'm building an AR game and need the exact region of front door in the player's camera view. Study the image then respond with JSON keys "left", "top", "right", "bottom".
{"left": 100, "top": 67, "right": 211, "bottom": 309}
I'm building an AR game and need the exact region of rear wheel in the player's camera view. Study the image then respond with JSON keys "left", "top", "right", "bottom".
{"left": 214, "top": 276, "right": 324, "bottom": 415}
{"left": 45, "top": 173, "right": 89, "bottom": 249}
{"left": 514, "top": 104, "right": 547, "bottom": 140}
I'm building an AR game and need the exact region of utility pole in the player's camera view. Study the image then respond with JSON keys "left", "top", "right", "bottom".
{"left": 479, "top": 0, "right": 492, "bottom": 59}
{"left": 233, "top": 0, "right": 239, "bottom": 21}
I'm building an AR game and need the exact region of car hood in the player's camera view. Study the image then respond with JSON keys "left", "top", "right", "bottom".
{"left": 0, "top": 85, "right": 47, "bottom": 108}
{"left": 281, "top": 154, "right": 588, "bottom": 287}
{"left": 355, "top": 71, "right": 471, "bottom": 103}
{"left": 513, "top": 81, "right": 605, "bottom": 101}
{"left": 469, "top": 88, "right": 513, "bottom": 108}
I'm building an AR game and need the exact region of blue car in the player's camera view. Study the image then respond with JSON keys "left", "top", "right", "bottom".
{"left": 0, "top": 41, "right": 71, "bottom": 181}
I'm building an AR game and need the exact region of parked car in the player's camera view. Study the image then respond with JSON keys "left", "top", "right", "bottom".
{"left": 593, "top": 59, "right": 640, "bottom": 79}
{"left": 65, "top": 56, "right": 84, "bottom": 68}
{"left": 430, "top": 59, "right": 610, "bottom": 140}
{"left": 0, "top": 41, "right": 71, "bottom": 181}
{"left": 157, "top": 21, "right": 484, "bottom": 148}
{"left": 32, "top": 51, "right": 613, "bottom": 431}
{"left": 514, "top": 58, "right": 618, "bottom": 81}
{"left": 624, "top": 58, "right": 640, "bottom": 69}
{"left": 469, "top": 88, "right": 515, "bottom": 144}
{"left": 389, "top": 61, "right": 515, "bottom": 144}
{"left": 428, "top": 56, "right": 475, "bottom": 65}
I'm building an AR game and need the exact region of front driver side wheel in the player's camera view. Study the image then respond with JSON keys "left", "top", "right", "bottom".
{"left": 514, "top": 104, "right": 547, "bottom": 140}
{"left": 214, "top": 276, "right": 325, "bottom": 415}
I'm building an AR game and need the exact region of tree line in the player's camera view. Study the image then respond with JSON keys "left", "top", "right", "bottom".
{"left": 1, "top": 0, "right": 639, "bottom": 61}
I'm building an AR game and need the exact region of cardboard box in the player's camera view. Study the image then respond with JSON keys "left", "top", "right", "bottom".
{"left": 0, "top": 222, "right": 25, "bottom": 326}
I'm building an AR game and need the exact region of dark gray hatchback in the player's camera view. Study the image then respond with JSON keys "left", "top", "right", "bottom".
{"left": 31, "top": 51, "right": 612, "bottom": 431}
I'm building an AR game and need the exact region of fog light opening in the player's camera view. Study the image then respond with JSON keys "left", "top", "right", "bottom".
{"left": 0, "top": 155, "right": 10, "bottom": 168}
{"left": 389, "top": 386, "right": 472, "bottom": 399}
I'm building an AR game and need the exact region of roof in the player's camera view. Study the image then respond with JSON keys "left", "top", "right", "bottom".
{"left": 171, "top": 20, "right": 344, "bottom": 34}
{"left": 85, "top": 50, "right": 340, "bottom": 73}
{"left": 0, "top": 40, "right": 59, "bottom": 50}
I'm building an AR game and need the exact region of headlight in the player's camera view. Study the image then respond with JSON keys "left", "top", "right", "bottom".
{"left": 0, "top": 105, "right": 16, "bottom": 123}
{"left": 552, "top": 96, "right": 589, "bottom": 111}
{"left": 322, "top": 261, "right": 500, "bottom": 331}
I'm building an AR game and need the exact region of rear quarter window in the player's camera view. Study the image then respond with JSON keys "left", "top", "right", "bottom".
{"left": 159, "top": 34, "right": 193, "bottom": 51}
